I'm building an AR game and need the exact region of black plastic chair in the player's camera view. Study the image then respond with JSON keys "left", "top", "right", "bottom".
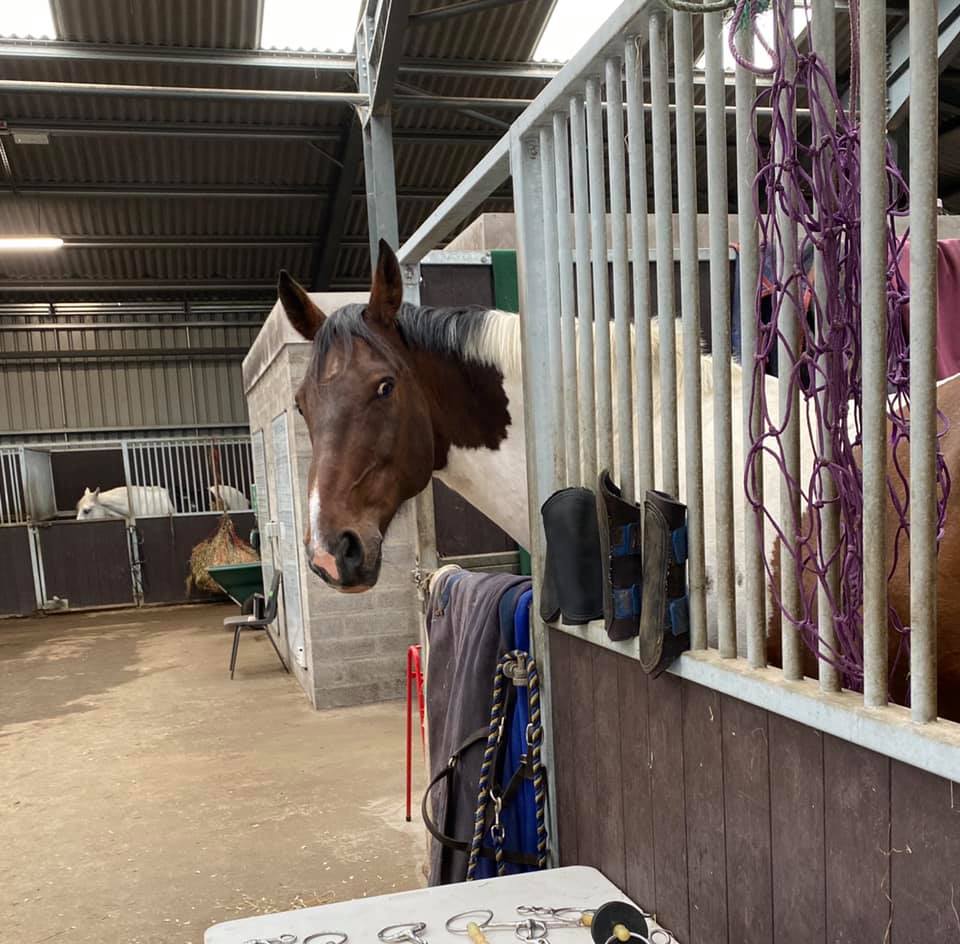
{"left": 223, "top": 570, "right": 289, "bottom": 680}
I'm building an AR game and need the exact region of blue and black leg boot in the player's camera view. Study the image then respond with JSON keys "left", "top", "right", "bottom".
{"left": 638, "top": 489, "right": 689, "bottom": 676}
{"left": 596, "top": 470, "right": 644, "bottom": 642}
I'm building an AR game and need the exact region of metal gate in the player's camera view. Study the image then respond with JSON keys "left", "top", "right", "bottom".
{"left": 394, "top": 0, "right": 958, "bottom": 785}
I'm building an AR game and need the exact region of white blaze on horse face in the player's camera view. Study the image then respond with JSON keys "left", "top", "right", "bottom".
{"left": 307, "top": 484, "right": 341, "bottom": 581}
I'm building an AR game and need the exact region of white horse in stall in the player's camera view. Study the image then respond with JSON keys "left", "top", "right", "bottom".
{"left": 209, "top": 485, "right": 251, "bottom": 511}
{"left": 75, "top": 485, "right": 175, "bottom": 522}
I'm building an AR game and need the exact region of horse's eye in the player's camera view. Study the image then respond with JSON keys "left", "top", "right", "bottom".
{"left": 294, "top": 401, "right": 303, "bottom": 417}
{"left": 376, "top": 379, "right": 395, "bottom": 399}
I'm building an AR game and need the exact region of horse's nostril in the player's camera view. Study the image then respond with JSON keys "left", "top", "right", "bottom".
{"left": 338, "top": 530, "right": 365, "bottom": 570}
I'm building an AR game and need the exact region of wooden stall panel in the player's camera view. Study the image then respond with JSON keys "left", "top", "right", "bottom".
{"left": 592, "top": 647, "right": 627, "bottom": 890}
{"left": 0, "top": 526, "right": 38, "bottom": 616}
{"left": 891, "top": 761, "right": 960, "bottom": 940}
{"left": 824, "top": 736, "right": 891, "bottom": 942}
{"left": 37, "top": 519, "right": 133, "bottom": 608}
{"left": 618, "top": 656, "right": 656, "bottom": 911}
{"left": 721, "top": 696, "right": 772, "bottom": 944}
{"left": 139, "top": 513, "right": 256, "bottom": 605}
{"left": 769, "top": 715, "right": 826, "bottom": 944}
{"left": 682, "top": 682, "right": 728, "bottom": 944}
{"left": 648, "top": 672, "right": 690, "bottom": 942}
{"left": 547, "top": 629, "right": 579, "bottom": 866}
{"left": 568, "top": 636, "right": 601, "bottom": 872}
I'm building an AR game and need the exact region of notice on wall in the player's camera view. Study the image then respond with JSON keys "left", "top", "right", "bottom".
{"left": 271, "top": 412, "right": 306, "bottom": 669}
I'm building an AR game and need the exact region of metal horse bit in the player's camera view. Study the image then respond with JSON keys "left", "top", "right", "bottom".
{"left": 445, "top": 906, "right": 594, "bottom": 944}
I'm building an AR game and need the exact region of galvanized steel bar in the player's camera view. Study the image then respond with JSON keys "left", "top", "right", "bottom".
{"left": 13, "top": 452, "right": 24, "bottom": 522}
{"left": 0, "top": 452, "right": 14, "bottom": 523}
{"left": 704, "top": 9, "right": 736, "bottom": 658}
{"left": 586, "top": 75, "right": 614, "bottom": 475}
{"left": 648, "top": 10, "right": 679, "bottom": 497}
{"left": 776, "top": 9, "right": 803, "bottom": 681}
{"left": 735, "top": 24, "right": 767, "bottom": 667}
{"left": 606, "top": 55, "right": 635, "bottom": 500}
{"left": 860, "top": 0, "right": 889, "bottom": 707}
{"left": 570, "top": 95, "right": 597, "bottom": 481}
{"left": 812, "top": 0, "right": 841, "bottom": 694}
{"left": 539, "top": 125, "right": 567, "bottom": 488}
{"left": 553, "top": 111, "right": 580, "bottom": 485}
{"left": 673, "top": 11, "right": 707, "bottom": 651}
{"left": 909, "top": 0, "right": 940, "bottom": 724}
{"left": 625, "top": 37, "right": 654, "bottom": 501}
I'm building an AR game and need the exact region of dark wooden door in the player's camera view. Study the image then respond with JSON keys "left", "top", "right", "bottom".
{"left": 37, "top": 519, "right": 133, "bottom": 608}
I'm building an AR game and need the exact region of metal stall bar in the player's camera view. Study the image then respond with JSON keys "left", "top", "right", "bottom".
{"left": 673, "top": 10, "right": 706, "bottom": 651}
{"left": 553, "top": 111, "right": 580, "bottom": 485}
{"left": 0, "top": 451, "right": 14, "bottom": 523}
{"left": 648, "top": 9, "right": 678, "bottom": 497}
{"left": 511, "top": 126, "right": 560, "bottom": 855}
{"left": 606, "top": 55, "right": 635, "bottom": 500}
{"left": 860, "top": 0, "right": 889, "bottom": 707}
{"left": 813, "top": 0, "right": 840, "bottom": 693}
{"left": 539, "top": 125, "right": 567, "bottom": 488}
{"left": 625, "top": 37, "right": 654, "bottom": 503}
{"left": 704, "top": 9, "right": 736, "bottom": 658}
{"left": 586, "top": 76, "right": 614, "bottom": 474}
{"left": 172, "top": 438, "right": 187, "bottom": 514}
{"left": 776, "top": 4, "right": 802, "bottom": 681}
{"left": 735, "top": 22, "right": 766, "bottom": 667}
{"left": 571, "top": 95, "right": 597, "bottom": 482}
{"left": 909, "top": 0, "right": 940, "bottom": 724}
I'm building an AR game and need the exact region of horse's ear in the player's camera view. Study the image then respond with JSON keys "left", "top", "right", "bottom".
{"left": 367, "top": 239, "right": 403, "bottom": 327}
{"left": 277, "top": 270, "right": 326, "bottom": 340}
{"left": 83, "top": 487, "right": 90, "bottom": 497}
{"left": 93, "top": 487, "right": 100, "bottom": 498}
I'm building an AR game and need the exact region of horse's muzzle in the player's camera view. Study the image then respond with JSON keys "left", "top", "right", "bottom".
{"left": 306, "top": 532, "right": 382, "bottom": 592}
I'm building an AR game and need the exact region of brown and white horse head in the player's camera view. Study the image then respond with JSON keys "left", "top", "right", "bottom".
{"left": 278, "top": 241, "right": 438, "bottom": 592}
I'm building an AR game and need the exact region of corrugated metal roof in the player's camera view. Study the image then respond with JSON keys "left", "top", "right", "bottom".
{"left": 52, "top": 0, "right": 265, "bottom": 49}
{"left": 3, "top": 3, "right": 949, "bottom": 300}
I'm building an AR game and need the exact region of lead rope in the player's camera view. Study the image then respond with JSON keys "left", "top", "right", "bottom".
{"left": 465, "top": 650, "right": 547, "bottom": 880}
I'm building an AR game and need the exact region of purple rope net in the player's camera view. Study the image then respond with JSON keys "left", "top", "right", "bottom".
{"left": 727, "top": 0, "right": 951, "bottom": 689}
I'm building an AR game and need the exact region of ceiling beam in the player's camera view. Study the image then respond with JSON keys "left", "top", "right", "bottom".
{"left": 367, "top": 0, "right": 411, "bottom": 116}
{"left": 0, "top": 119, "right": 502, "bottom": 144}
{"left": 58, "top": 236, "right": 336, "bottom": 248}
{"left": 887, "top": 0, "right": 960, "bottom": 128}
{"left": 310, "top": 113, "right": 365, "bottom": 290}
{"left": 0, "top": 184, "right": 513, "bottom": 199}
{"left": 0, "top": 39, "right": 562, "bottom": 80}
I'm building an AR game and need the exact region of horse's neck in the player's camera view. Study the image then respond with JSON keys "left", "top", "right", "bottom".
{"left": 414, "top": 310, "right": 531, "bottom": 550}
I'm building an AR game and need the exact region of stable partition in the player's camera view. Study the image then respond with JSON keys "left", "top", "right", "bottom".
{"left": 397, "top": 0, "right": 960, "bottom": 933}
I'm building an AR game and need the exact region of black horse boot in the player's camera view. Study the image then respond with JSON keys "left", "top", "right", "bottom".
{"left": 596, "top": 470, "right": 643, "bottom": 642}
{"left": 638, "top": 489, "right": 690, "bottom": 676}
{"left": 539, "top": 487, "right": 604, "bottom": 625}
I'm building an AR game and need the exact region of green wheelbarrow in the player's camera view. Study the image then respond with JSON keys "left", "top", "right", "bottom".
{"left": 206, "top": 562, "right": 264, "bottom": 612}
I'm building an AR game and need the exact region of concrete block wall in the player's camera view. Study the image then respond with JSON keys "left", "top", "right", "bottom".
{"left": 244, "top": 299, "right": 421, "bottom": 710}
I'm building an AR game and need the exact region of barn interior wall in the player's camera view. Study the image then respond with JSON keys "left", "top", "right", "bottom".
{"left": 0, "top": 302, "right": 265, "bottom": 437}
{"left": 548, "top": 630, "right": 960, "bottom": 942}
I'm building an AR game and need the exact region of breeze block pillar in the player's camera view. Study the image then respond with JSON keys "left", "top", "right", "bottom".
{"left": 243, "top": 293, "right": 421, "bottom": 709}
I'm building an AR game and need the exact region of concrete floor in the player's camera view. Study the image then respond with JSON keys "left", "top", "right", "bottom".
{"left": 0, "top": 603, "right": 427, "bottom": 944}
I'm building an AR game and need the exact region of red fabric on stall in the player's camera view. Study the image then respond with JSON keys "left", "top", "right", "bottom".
{"left": 896, "top": 238, "right": 960, "bottom": 381}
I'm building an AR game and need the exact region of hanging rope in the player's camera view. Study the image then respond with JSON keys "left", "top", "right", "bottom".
{"left": 465, "top": 650, "right": 547, "bottom": 880}
{"left": 732, "top": 0, "right": 951, "bottom": 688}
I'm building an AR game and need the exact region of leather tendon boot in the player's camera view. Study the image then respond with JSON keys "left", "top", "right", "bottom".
{"left": 596, "top": 469, "right": 643, "bottom": 641}
{"left": 638, "top": 489, "right": 690, "bottom": 676}
{"left": 539, "top": 487, "right": 604, "bottom": 625}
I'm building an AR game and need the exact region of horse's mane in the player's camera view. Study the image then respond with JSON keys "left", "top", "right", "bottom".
{"left": 311, "top": 302, "right": 522, "bottom": 378}
{"left": 312, "top": 301, "right": 736, "bottom": 397}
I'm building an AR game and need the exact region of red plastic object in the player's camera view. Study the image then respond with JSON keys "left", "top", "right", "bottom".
{"left": 405, "top": 643, "right": 426, "bottom": 822}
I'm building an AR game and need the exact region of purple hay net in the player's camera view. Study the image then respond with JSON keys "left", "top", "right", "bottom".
{"left": 727, "top": 0, "right": 951, "bottom": 689}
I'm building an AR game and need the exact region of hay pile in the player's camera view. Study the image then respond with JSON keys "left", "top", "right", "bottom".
{"left": 187, "top": 513, "right": 259, "bottom": 594}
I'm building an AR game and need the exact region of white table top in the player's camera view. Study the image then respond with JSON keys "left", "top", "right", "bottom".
{"left": 204, "top": 866, "right": 675, "bottom": 943}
